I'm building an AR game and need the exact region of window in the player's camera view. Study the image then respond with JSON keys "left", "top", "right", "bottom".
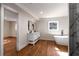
{"left": 48, "top": 21, "right": 59, "bottom": 31}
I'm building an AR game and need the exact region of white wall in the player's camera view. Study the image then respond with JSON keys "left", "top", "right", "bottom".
{"left": 4, "top": 20, "right": 10, "bottom": 37}
{"left": 18, "top": 10, "right": 29, "bottom": 50}
{"left": 10, "top": 21, "right": 16, "bottom": 36}
{"left": 4, "top": 20, "right": 16, "bottom": 37}
{"left": 3, "top": 4, "right": 36, "bottom": 51}
{"left": 36, "top": 16, "right": 69, "bottom": 40}
{"left": 18, "top": 8, "right": 36, "bottom": 50}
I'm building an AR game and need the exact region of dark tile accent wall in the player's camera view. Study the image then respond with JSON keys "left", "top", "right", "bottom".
{"left": 69, "top": 3, "right": 79, "bottom": 56}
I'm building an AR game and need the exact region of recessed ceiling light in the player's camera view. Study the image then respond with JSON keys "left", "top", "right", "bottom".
{"left": 40, "top": 11, "right": 43, "bottom": 14}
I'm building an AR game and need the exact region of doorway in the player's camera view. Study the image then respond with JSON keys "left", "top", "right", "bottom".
{"left": 3, "top": 8, "right": 18, "bottom": 56}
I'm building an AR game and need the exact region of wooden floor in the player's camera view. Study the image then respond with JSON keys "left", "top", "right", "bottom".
{"left": 4, "top": 37, "right": 17, "bottom": 56}
{"left": 4, "top": 38, "right": 68, "bottom": 56}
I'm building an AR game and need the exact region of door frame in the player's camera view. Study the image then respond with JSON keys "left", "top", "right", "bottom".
{"left": 0, "top": 4, "right": 19, "bottom": 56}
{"left": 0, "top": 3, "right": 4, "bottom": 56}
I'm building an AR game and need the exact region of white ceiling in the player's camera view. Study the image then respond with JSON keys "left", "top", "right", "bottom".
{"left": 4, "top": 3, "right": 69, "bottom": 21}
{"left": 17, "top": 3, "right": 69, "bottom": 18}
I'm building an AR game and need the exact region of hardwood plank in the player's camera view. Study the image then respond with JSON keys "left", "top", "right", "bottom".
{"left": 4, "top": 38, "right": 68, "bottom": 56}
{"left": 4, "top": 37, "right": 17, "bottom": 56}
